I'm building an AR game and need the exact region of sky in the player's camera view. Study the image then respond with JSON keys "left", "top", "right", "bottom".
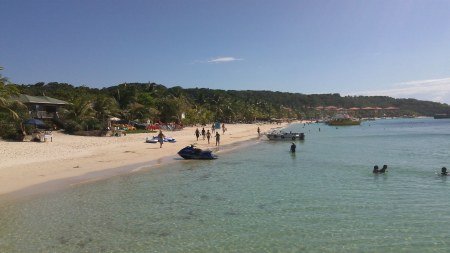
{"left": 2, "top": 0, "right": 450, "bottom": 103}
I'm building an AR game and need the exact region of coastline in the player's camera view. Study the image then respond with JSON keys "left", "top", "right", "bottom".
{"left": 0, "top": 122, "right": 291, "bottom": 201}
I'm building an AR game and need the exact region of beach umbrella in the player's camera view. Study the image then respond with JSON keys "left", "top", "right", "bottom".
{"left": 109, "top": 117, "right": 121, "bottom": 121}
{"left": 23, "top": 118, "right": 46, "bottom": 128}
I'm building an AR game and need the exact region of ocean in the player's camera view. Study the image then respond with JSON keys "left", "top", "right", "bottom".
{"left": 1, "top": 118, "right": 450, "bottom": 252}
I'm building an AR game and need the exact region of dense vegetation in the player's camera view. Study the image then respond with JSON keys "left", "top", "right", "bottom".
{"left": 2, "top": 73, "right": 450, "bottom": 140}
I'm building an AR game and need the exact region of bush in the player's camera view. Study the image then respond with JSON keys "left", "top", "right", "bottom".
{"left": 81, "top": 118, "right": 102, "bottom": 131}
{"left": 64, "top": 120, "right": 82, "bottom": 134}
{"left": 0, "top": 122, "right": 24, "bottom": 141}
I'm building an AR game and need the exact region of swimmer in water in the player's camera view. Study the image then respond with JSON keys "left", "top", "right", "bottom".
{"left": 379, "top": 165, "right": 388, "bottom": 173}
{"left": 441, "top": 167, "right": 448, "bottom": 176}
{"left": 373, "top": 165, "right": 379, "bottom": 174}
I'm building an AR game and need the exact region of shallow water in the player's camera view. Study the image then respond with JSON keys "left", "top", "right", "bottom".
{"left": 1, "top": 118, "right": 450, "bottom": 252}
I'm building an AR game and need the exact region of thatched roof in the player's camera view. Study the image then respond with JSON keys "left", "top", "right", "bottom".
{"left": 16, "top": 94, "right": 69, "bottom": 105}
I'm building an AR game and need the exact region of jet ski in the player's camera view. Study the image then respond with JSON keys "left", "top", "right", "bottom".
{"left": 146, "top": 136, "right": 159, "bottom": 143}
{"left": 178, "top": 145, "right": 218, "bottom": 160}
{"left": 164, "top": 137, "right": 176, "bottom": 143}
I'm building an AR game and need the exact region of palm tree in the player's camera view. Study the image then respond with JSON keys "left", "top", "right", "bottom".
{"left": 65, "top": 98, "right": 94, "bottom": 122}
{"left": 0, "top": 69, "right": 27, "bottom": 139}
{"left": 92, "top": 96, "right": 118, "bottom": 127}
{"left": 0, "top": 70, "right": 26, "bottom": 120}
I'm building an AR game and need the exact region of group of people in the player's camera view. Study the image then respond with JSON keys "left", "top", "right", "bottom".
{"left": 155, "top": 124, "right": 225, "bottom": 149}
{"left": 195, "top": 126, "right": 221, "bottom": 146}
{"left": 373, "top": 165, "right": 388, "bottom": 174}
{"left": 373, "top": 165, "right": 449, "bottom": 176}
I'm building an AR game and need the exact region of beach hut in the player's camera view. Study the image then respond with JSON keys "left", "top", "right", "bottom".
{"left": 16, "top": 94, "right": 69, "bottom": 119}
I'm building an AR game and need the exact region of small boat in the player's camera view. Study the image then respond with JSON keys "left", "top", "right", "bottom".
{"left": 178, "top": 145, "right": 217, "bottom": 160}
{"left": 266, "top": 131, "right": 305, "bottom": 141}
{"left": 326, "top": 114, "right": 361, "bottom": 126}
{"left": 434, "top": 114, "right": 450, "bottom": 119}
{"left": 146, "top": 136, "right": 176, "bottom": 143}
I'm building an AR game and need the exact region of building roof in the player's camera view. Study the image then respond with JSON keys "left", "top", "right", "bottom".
{"left": 16, "top": 94, "right": 69, "bottom": 105}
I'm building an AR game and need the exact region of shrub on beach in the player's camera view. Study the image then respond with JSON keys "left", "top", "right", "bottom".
{"left": 81, "top": 118, "right": 102, "bottom": 131}
{"left": 64, "top": 120, "right": 82, "bottom": 134}
{"left": 64, "top": 118, "right": 103, "bottom": 134}
{"left": 0, "top": 122, "right": 24, "bottom": 141}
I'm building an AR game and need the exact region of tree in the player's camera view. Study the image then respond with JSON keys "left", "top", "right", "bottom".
{"left": 92, "top": 96, "right": 119, "bottom": 127}
{"left": 0, "top": 68, "right": 27, "bottom": 139}
{"left": 65, "top": 98, "right": 94, "bottom": 122}
{"left": 125, "top": 102, "right": 146, "bottom": 121}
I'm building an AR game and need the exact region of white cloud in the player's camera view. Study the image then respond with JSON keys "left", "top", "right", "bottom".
{"left": 207, "top": 57, "right": 243, "bottom": 63}
{"left": 352, "top": 77, "right": 450, "bottom": 104}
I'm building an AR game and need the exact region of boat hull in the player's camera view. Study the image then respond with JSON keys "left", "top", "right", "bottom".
{"left": 327, "top": 119, "right": 361, "bottom": 126}
{"left": 266, "top": 132, "right": 305, "bottom": 141}
{"left": 434, "top": 114, "right": 450, "bottom": 119}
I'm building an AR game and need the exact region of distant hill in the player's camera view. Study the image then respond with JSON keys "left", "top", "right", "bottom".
{"left": 15, "top": 82, "right": 450, "bottom": 122}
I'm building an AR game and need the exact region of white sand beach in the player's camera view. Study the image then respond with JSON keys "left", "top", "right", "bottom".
{"left": 0, "top": 123, "right": 288, "bottom": 197}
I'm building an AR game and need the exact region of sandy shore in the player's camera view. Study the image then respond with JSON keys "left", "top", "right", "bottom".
{"left": 0, "top": 123, "right": 288, "bottom": 198}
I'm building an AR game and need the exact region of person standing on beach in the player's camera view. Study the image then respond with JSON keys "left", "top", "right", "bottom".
{"left": 212, "top": 124, "right": 215, "bottom": 134}
{"left": 257, "top": 127, "right": 260, "bottom": 136}
{"left": 157, "top": 130, "right": 165, "bottom": 148}
{"left": 201, "top": 127, "right": 206, "bottom": 140}
{"left": 215, "top": 132, "right": 220, "bottom": 146}
{"left": 206, "top": 130, "right": 211, "bottom": 144}
{"left": 222, "top": 123, "right": 226, "bottom": 134}
{"left": 195, "top": 128, "right": 200, "bottom": 141}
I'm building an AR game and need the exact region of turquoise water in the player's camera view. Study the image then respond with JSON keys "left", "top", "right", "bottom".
{"left": 1, "top": 118, "right": 450, "bottom": 252}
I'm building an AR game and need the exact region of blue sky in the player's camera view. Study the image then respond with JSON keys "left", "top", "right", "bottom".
{"left": 2, "top": 0, "right": 450, "bottom": 103}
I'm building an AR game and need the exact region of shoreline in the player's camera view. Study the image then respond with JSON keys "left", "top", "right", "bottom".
{"left": 0, "top": 123, "right": 293, "bottom": 201}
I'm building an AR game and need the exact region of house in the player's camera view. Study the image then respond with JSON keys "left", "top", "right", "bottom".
{"left": 17, "top": 94, "right": 69, "bottom": 119}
